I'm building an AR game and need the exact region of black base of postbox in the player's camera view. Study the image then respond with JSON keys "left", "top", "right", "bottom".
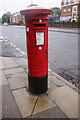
{"left": 28, "top": 74, "right": 48, "bottom": 94}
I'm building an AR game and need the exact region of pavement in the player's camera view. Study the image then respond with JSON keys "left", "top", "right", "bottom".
{"left": 0, "top": 56, "right": 79, "bottom": 119}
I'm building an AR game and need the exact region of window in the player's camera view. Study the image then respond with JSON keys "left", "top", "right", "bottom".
{"left": 63, "top": 9, "right": 66, "bottom": 12}
{"left": 68, "top": 8, "right": 71, "bottom": 11}
{"left": 73, "top": 12, "right": 76, "bottom": 17}
{"left": 64, "top": 0, "right": 67, "bottom": 5}
{"left": 73, "top": 6, "right": 77, "bottom": 11}
{"left": 74, "top": 0, "right": 77, "bottom": 3}
{"left": 72, "top": 6, "right": 77, "bottom": 17}
{"left": 68, "top": 0, "right": 71, "bottom": 5}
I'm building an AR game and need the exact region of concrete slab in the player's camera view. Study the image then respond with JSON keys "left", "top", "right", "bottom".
{"left": 0, "top": 70, "right": 2, "bottom": 86}
{"left": 0, "top": 61, "right": 6, "bottom": 70}
{"left": 4, "top": 67, "right": 25, "bottom": 75}
{"left": 4, "top": 62, "right": 20, "bottom": 69}
{"left": 78, "top": 95, "right": 80, "bottom": 120}
{"left": 30, "top": 106, "right": 68, "bottom": 118}
{"left": 48, "top": 81, "right": 58, "bottom": 91}
{"left": 12, "top": 88, "right": 38, "bottom": 118}
{"left": 33, "top": 95, "right": 56, "bottom": 114}
{"left": 7, "top": 72, "right": 28, "bottom": 90}
{"left": 0, "top": 60, "right": 1, "bottom": 64}
{"left": 49, "top": 74, "right": 66, "bottom": 87}
{"left": 2, "top": 84, "right": 21, "bottom": 118}
{"left": 13, "top": 58, "right": 28, "bottom": 69}
{"left": 0, "top": 86, "right": 2, "bottom": 119}
{"left": 2, "top": 72, "right": 8, "bottom": 85}
{"left": 0, "top": 63, "right": 2, "bottom": 70}
{"left": 0, "top": 56, "right": 2, "bottom": 60}
{"left": 0, "top": 63, "right": 6, "bottom": 70}
{"left": 48, "top": 68, "right": 52, "bottom": 72}
{"left": 2, "top": 64, "right": 6, "bottom": 70}
{"left": 50, "top": 85, "right": 78, "bottom": 118}
{"left": 2, "top": 57, "right": 15, "bottom": 64}
{"left": 24, "top": 68, "right": 28, "bottom": 73}
{"left": 48, "top": 72, "right": 52, "bottom": 75}
{"left": 51, "top": 71, "right": 78, "bottom": 92}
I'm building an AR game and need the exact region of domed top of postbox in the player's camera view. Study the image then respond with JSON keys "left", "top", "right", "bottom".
{"left": 20, "top": 6, "right": 52, "bottom": 19}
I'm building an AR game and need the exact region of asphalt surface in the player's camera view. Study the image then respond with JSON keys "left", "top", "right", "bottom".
{"left": 1, "top": 25, "right": 79, "bottom": 88}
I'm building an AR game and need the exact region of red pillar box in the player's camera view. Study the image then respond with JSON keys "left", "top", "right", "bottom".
{"left": 20, "top": 6, "right": 52, "bottom": 94}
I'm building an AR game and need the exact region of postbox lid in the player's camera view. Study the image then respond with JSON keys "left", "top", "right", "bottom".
{"left": 20, "top": 6, "right": 52, "bottom": 17}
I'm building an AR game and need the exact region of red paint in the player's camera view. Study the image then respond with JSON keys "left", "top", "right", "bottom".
{"left": 20, "top": 6, "right": 52, "bottom": 77}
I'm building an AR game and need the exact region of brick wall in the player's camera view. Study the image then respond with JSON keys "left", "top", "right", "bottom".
{"left": 15, "top": 16, "right": 22, "bottom": 24}
{"left": 61, "top": 0, "right": 80, "bottom": 22}
{"left": 61, "top": 3, "right": 78, "bottom": 17}
{"left": 10, "top": 15, "right": 24, "bottom": 25}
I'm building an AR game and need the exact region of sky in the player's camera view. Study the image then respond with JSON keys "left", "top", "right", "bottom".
{"left": 0, "top": 0, "right": 61, "bottom": 18}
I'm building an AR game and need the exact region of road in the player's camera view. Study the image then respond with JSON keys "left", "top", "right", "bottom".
{"left": 0, "top": 25, "right": 79, "bottom": 87}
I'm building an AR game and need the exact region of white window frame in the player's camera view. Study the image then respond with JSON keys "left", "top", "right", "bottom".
{"left": 74, "top": 0, "right": 77, "bottom": 3}
{"left": 64, "top": 0, "right": 67, "bottom": 5}
{"left": 68, "top": 0, "right": 71, "bottom": 5}
{"left": 72, "top": 6, "right": 77, "bottom": 17}
{"left": 68, "top": 8, "right": 71, "bottom": 11}
{"left": 63, "top": 9, "right": 66, "bottom": 12}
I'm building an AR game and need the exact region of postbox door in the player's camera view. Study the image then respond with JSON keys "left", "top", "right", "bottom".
{"left": 29, "top": 28, "right": 48, "bottom": 77}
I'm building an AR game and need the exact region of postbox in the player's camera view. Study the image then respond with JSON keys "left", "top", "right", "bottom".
{"left": 20, "top": 6, "right": 52, "bottom": 94}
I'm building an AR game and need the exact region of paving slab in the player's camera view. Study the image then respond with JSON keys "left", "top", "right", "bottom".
{"left": 12, "top": 88, "right": 38, "bottom": 118}
{"left": 49, "top": 74, "right": 66, "bottom": 87}
{"left": 24, "top": 68, "right": 28, "bottom": 73}
{"left": 0, "top": 70, "right": 2, "bottom": 86}
{"left": 4, "top": 62, "right": 20, "bottom": 69}
{"left": 48, "top": 81, "right": 58, "bottom": 91}
{"left": 33, "top": 95, "right": 56, "bottom": 115}
{"left": 2, "top": 64, "right": 6, "bottom": 70}
{"left": 4, "top": 67, "right": 25, "bottom": 75}
{"left": 2, "top": 84, "right": 21, "bottom": 118}
{"left": 48, "top": 68, "right": 52, "bottom": 72}
{"left": 2, "top": 57, "right": 15, "bottom": 64}
{"left": 0, "top": 56, "right": 2, "bottom": 60}
{"left": 1, "top": 57, "right": 79, "bottom": 119}
{"left": 48, "top": 72, "right": 52, "bottom": 75}
{"left": 2, "top": 72, "right": 8, "bottom": 85}
{"left": 0, "top": 61, "right": 2, "bottom": 65}
{"left": 30, "top": 106, "right": 68, "bottom": 118}
{"left": 51, "top": 71, "right": 78, "bottom": 92}
{"left": 0, "top": 63, "right": 4, "bottom": 70}
{"left": 7, "top": 72, "right": 28, "bottom": 90}
{"left": 0, "top": 61, "right": 6, "bottom": 70}
{"left": 0, "top": 86, "right": 2, "bottom": 119}
{"left": 13, "top": 58, "right": 28, "bottom": 69}
{"left": 78, "top": 95, "right": 80, "bottom": 120}
{"left": 49, "top": 85, "right": 78, "bottom": 118}
{"left": 48, "top": 69, "right": 52, "bottom": 75}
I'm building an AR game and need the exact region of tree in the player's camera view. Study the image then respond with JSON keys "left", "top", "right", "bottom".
{"left": 2, "top": 12, "right": 11, "bottom": 24}
{"left": 50, "top": 7, "right": 61, "bottom": 17}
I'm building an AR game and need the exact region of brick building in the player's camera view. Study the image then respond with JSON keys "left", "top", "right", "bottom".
{"left": 10, "top": 12, "right": 25, "bottom": 25}
{"left": 60, "top": 0, "right": 80, "bottom": 22}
